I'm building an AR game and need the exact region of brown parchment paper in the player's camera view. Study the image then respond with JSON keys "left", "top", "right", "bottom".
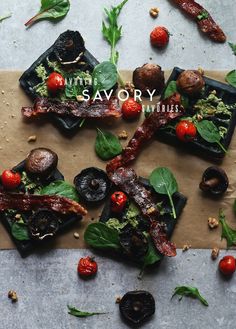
{"left": 0, "top": 70, "right": 235, "bottom": 250}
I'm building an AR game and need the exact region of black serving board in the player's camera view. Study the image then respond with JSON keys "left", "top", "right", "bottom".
{"left": 19, "top": 33, "right": 99, "bottom": 133}
{"left": 99, "top": 177, "right": 187, "bottom": 264}
{"left": 157, "top": 67, "right": 236, "bottom": 159}
{"left": 0, "top": 160, "right": 82, "bottom": 257}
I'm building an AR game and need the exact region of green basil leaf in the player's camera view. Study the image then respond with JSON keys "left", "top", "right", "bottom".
{"left": 11, "top": 222, "right": 30, "bottom": 241}
{"left": 172, "top": 286, "right": 208, "bottom": 306}
{"left": 39, "top": 180, "right": 79, "bottom": 202}
{"left": 92, "top": 61, "right": 118, "bottom": 96}
{"left": 95, "top": 128, "right": 122, "bottom": 160}
{"left": 25, "top": 0, "right": 70, "bottom": 27}
{"left": 226, "top": 70, "right": 236, "bottom": 88}
{"left": 164, "top": 81, "right": 189, "bottom": 108}
{"left": 0, "top": 13, "right": 11, "bottom": 23}
{"left": 219, "top": 209, "right": 236, "bottom": 248}
{"left": 84, "top": 223, "right": 121, "bottom": 250}
{"left": 68, "top": 305, "right": 106, "bottom": 318}
{"left": 229, "top": 42, "right": 236, "bottom": 56}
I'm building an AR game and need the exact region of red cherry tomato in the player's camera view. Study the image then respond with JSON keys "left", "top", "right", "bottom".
{"left": 175, "top": 120, "right": 197, "bottom": 142}
{"left": 1, "top": 170, "right": 21, "bottom": 190}
{"left": 122, "top": 98, "right": 142, "bottom": 120}
{"left": 150, "top": 26, "right": 170, "bottom": 48}
{"left": 46, "top": 72, "right": 65, "bottom": 93}
{"left": 219, "top": 256, "right": 236, "bottom": 276}
{"left": 77, "top": 256, "right": 98, "bottom": 277}
{"left": 111, "top": 191, "right": 127, "bottom": 213}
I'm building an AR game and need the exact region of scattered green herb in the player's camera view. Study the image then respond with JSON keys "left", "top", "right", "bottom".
{"left": 106, "top": 218, "right": 128, "bottom": 231}
{"left": 149, "top": 167, "right": 178, "bottom": 219}
{"left": 226, "top": 70, "right": 236, "bottom": 88}
{"left": 197, "top": 10, "right": 209, "bottom": 21}
{"left": 172, "top": 286, "right": 208, "bottom": 306}
{"left": 39, "top": 180, "right": 79, "bottom": 202}
{"left": 163, "top": 81, "right": 189, "bottom": 109}
{"left": 195, "top": 120, "right": 227, "bottom": 153}
{"left": 11, "top": 222, "right": 30, "bottom": 241}
{"left": 84, "top": 222, "right": 121, "bottom": 250}
{"left": 0, "top": 13, "right": 12, "bottom": 23}
{"left": 21, "top": 171, "right": 42, "bottom": 193}
{"left": 219, "top": 209, "right": 236, "bottom": 248}
{"left": 95, "top": 128, "right": 122, "bottom": 161}
{"left": 92, "top": 61, "right": 118, "bottom": 96}
{"left": 25, "top": 0, "right": 70, "bottom": 27}
{"left": 229, "top": 42, "right": 236, "bottom": 56}
{"left": 67, "top": 305, "right": 106, "bottom": 318}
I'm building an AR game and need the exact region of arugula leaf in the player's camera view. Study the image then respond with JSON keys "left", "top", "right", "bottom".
{"left": 67, "top": 305, "right": 106, "bottom": 318}
{"left": 0, "top": 13, "right": 11, "bottom": 23}
{"left": 226, "top": 70, "right": 236, "bottom": 88}
{"left": 149, "top": 167, "right": 178, "bottom": 219}
{"left": 11, "top": 222, "right": 30, "bottom": 241}
{"left": 39, "top": 181, "right": 79, "bottom": 202}
{"left": 163, "top": 81, "right": 189, "bottom": 109}
{"left": 95, "top": 128, "right": 122, "bottom": 161}
{"left": 172, "top": 286, "right": 208, "bottom": 306}
{"left": 25, "top": 0, "right": 70, "bottom": 27}
{"left": 92, "top": 61, "right": 118, "bottom": 96}
{"left": 229, "top": 42, "right": 236, "bottom": 56}
{"left": 197, "top": 10, "right": 209, "bottom": 21}
{"left": 195, "top": 120, "right": 227, "bottom": 153}
{"left": 84, "top": 223, "right": 121, "bottom": 250}
{"left": 219, "top": 209, "right": 236, "bottom": 248}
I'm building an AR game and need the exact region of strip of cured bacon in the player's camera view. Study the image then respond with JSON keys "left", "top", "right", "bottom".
{"left": 0, "top": 193, "right": 87, "bottom": 216}
{"left": 171, "top": 0, "right": 226, "bottom": 43}
{"left": 22, "top": 97, "right": 121, "bottom": 119}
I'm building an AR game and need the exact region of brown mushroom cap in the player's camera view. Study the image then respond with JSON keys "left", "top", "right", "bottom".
{"left": 199, "top": 166, "right": 229, "bottom": 195}
{"left": 176, "top": 70, "right": 205, "bottom": 96}
{"left": 133, "top": 63, "right": 165, "bottom": 96}
{"left": 25, "top": 148, "right": 58, "bottom": 178}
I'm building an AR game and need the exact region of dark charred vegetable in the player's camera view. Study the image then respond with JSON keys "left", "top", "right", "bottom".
{"left": 28, "top": 209, "right": 59, "bottom": 240}
{"left": 25, "top": 148, "right": 58, "bottom": 178}
{"left": 119, "top": 227, "right": 148, "bottom": 258}
{"left": 199, "top": 166, "right": 228, "bottom": 195}
{"left": 54, "top": 30, "right": 85, "bottom": 65}
{"left": 74, "top": 167, "right": 111, "bottom": 203}
{"left": 176, "top": 70, "right": 205, "bottom": 96}
{"left": 133, "top": 63, "right": 165, "bottom": 96}
{"left": 119, "top": 290, "right": 155, "bottom": 325}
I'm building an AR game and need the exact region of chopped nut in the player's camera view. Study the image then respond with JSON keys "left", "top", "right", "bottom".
{"left": 76, "top": 95, "right": 84, "bottom": 102}
{"left": 149, "top": 7, "right": 159, "bottom": 18}
{"left": 118, "top": 130, "right": 128, "bottom": 140}
{"left": 27, "top": 135, "right": 37, "bottom": 143}
{"left": 8, "top": 290, "right": 18, "bottom": 303}
{"left": 146, "top": 207, "right": 156, "bottom": 215}
{"left": 115, "top": 296, "right": 121, "bottom": 304}
{"left": 208, "top": 217, "right": 219, "bottom": 229}
{"left": 182, "top": 243, "right": 191, "bottom": 252}
{"left": 1, "top": 90, "right": 4, "bottom": 94}
{"left": 73, "top": 232, "right": 80, "bottom": 239}
{"left": 124, "top": 82, "right": 135, "bottom": 97}
{"left": 211, "top": 247, "right": 219, "bottom": 260}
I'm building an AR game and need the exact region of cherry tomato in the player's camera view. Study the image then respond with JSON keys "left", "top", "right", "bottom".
{"left": 111, "top": 191, "right": 127, "bottom": 213}
{"left": 1, "top": 170, "right": 21, "bottom": 190}
{"left": 150, "top": 26, "right": 169, "bottom": 48}
{"left": 175, "top": 120, "right": 197, "bottom": 142}
{"left": 46, "top": 72, "right": 65, "bottom": 93}
{"left": 77, "top": 256, "right": 98, "bottom": 277}
{"left": 219, "top": 256, "right": 236, "bottom": 276}
{"left": 122, "top": 98, "right": 142, "bottom": 120}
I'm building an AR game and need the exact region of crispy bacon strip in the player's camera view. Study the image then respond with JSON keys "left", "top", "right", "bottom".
{"left": 22, "top": 97, "right": 121, "bottom": 119}
{"left": 0, "top": 193, "right": 87, "bottom": 216}
{"left": 171, "top": 0, "right": 226, "bottom": 43}
{"left": 107, "top": 93, "right": 184, "bottom": 173}
{"left": 109, "top": 167, "right": 176, "bottom": 257}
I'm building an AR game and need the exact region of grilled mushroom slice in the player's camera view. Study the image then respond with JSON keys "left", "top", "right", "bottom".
{"left": 199, "top": 166, "right": 229, "bottom": 195}
{"left": 28, "top": 209, "right": 59, "bottom": 240}
{"left": 119, "top": 290, "right": 155, "bottom": 325}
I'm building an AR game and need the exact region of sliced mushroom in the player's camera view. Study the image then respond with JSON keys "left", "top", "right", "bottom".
{"left": 199, "top": 166, "right": 229, "bottom": 195}
{"left": 28, "top": 209, "right": 59, "bottom": 240}
{"left": 119, "top": 290, "right": 155, "bottom": 325}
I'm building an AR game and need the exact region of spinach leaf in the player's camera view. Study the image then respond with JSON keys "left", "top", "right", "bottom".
{"left": 229, "top": 42, "right": 236, "bottom": 56}
{"left": 143, "top": 238, "right": 161, "bottom": 268}
{"left": 164, "top": 81, "right": 189, "bottom": 108}
{"left": 11, "top": 222, "right": 30, "bottom": 241}
{"left": 39, "top": 181, "right": 79, "bottom": 202}
{"left": 149, "top": 167, "right": 178, "bottom": 219}
{"left": 172, "top": 286, "right": 208, "bottom": 306}
{"left": 95, "top": 128, "right": 122, "bottom": 161}
{"left": 25, "top": 0, "right": 70, "bottom": 27}
{"left": 219, "top": 209, "right": 236, "bottom": 248}
{"left": 195, "top": 120, "right": 227, "bottom": 153}
{"left": 84, "top": 223, "right": 121, "bottom": 250}
{"left": 226, "top": 70, "right": 236, "bottom": 88}
{"left": 0, "top": 13, "right": 11, "bottom": 23}
{"left": 92, "top": 61, "right": 118, "bottom": 96}
{"left": 68, "top": 305, "right": 106, "bottom": 318}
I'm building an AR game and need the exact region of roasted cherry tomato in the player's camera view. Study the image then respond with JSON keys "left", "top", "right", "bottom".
{"left": 219, "top": 256, "right": 236, "bottom": 276}
{"left": 77, "top": 256, "right": 98, "bottom": 277}
{"left": 122, "top": 98, "right": 142, "bottom": 120}
{"left": 46, "top": 72, "right": 65, "bottom": 93}
{"left": 111, "top": 191, "right": 128, "bottom": 213}
{"left": 1, "top": 170, "right": 21, "bottom": 190}
{"left": 150, "top": 26, "right": 169, "bottom": 48}
{"left": 175, "top": 120, "right": 197, "bottom": 142}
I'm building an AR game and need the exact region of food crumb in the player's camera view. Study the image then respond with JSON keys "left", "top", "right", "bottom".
{"left": 76, "top": 95, "right": 84, "bottom": 102}
{"left": 6, "top": 102, "right": 9, "bottom": 106}
{"left": 15, "top": 214, "right": 22, "bottom": 220}
{"left": 124, "top": 82, "right": 135, "bottom": 97}
{"left": 208, "top": 217, "right": 219, "bottom": 229}
{"left": 149, "top": 7, "right": 159, "bottom": 18}
{"left": 182, "top": 243, "right": 191, "bottom": 252}
{"left": 1, "top": 90, "right": 4, "bottom": 94}
{"left": 27, "top": 135, "right": 37, "bottom": 143}
{"left": 115, "top": 296, "right": 121, "bottom": 304}
{"left": 8, "top": 290, "right": 18, "bottom": 303}
{"left": 118, "top": 130, "right": 128, "bottom": 140}
{"left": 211, "top": 247, "right": 220, "bottom": 260}
{"left": 73, "top": 232, "right": 80, "bottom": 239}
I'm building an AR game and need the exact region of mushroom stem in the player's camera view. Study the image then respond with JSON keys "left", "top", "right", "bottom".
{"left": 199, "top": 177, "right": 220, "bottom": 191}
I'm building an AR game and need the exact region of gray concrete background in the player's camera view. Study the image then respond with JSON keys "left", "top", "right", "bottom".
{"left": 0, "top": 0, "right": 236, "bottom": 328}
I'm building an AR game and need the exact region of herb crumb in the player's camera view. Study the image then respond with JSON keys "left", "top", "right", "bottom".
{"left": 8, "top": 290, "right": 18, "bottom": 303}
{"left": 211, "top": 247, "right": 219, "bottom": 260}
{"left": 208, "top": 217, "right": 219, "bottom": 229}
{"left": 118, "top": 130, "right": 128, "bottom": 140}
{"left": 182, "top": 243, "right": 191, "bottom": 252}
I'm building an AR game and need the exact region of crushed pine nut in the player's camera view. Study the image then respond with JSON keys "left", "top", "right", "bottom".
{"left": 211, "top": 247, "right": 220, "bottom": 260}
{"left": 124, "top": 82, "right": 135, "bottom": 97}
{"left": 182, "top": 243, "right": 191, "bottom": 252}
{"left": 115, "top": 297, "right": 121, "bottom": 304}
{"left": 27, "top": 135, "right": 37, "bottom": 143}
{"left": 73, "top": 232, "right": 80, "bottom": 239}
{"left": 208, "top": 217, "right": 219, "bottom": 229}
{"left": 118, "top": 130, "right": 128, "bottom": 140}
{"left": 76, "top": 95, "right": 84, "bottom": 102}
{"left": 8, "top": 290, "right": 18, "bottom": 303}
{"left": 149, "top": 7, "right": 159, "bottom": 18}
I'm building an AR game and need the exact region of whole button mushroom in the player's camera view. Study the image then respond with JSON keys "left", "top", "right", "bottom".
{"left": 199, "top": 166, "right": 229, "bottom": 195}
{"left": 176, "top": 70, "right": 205, "bottom": 96}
